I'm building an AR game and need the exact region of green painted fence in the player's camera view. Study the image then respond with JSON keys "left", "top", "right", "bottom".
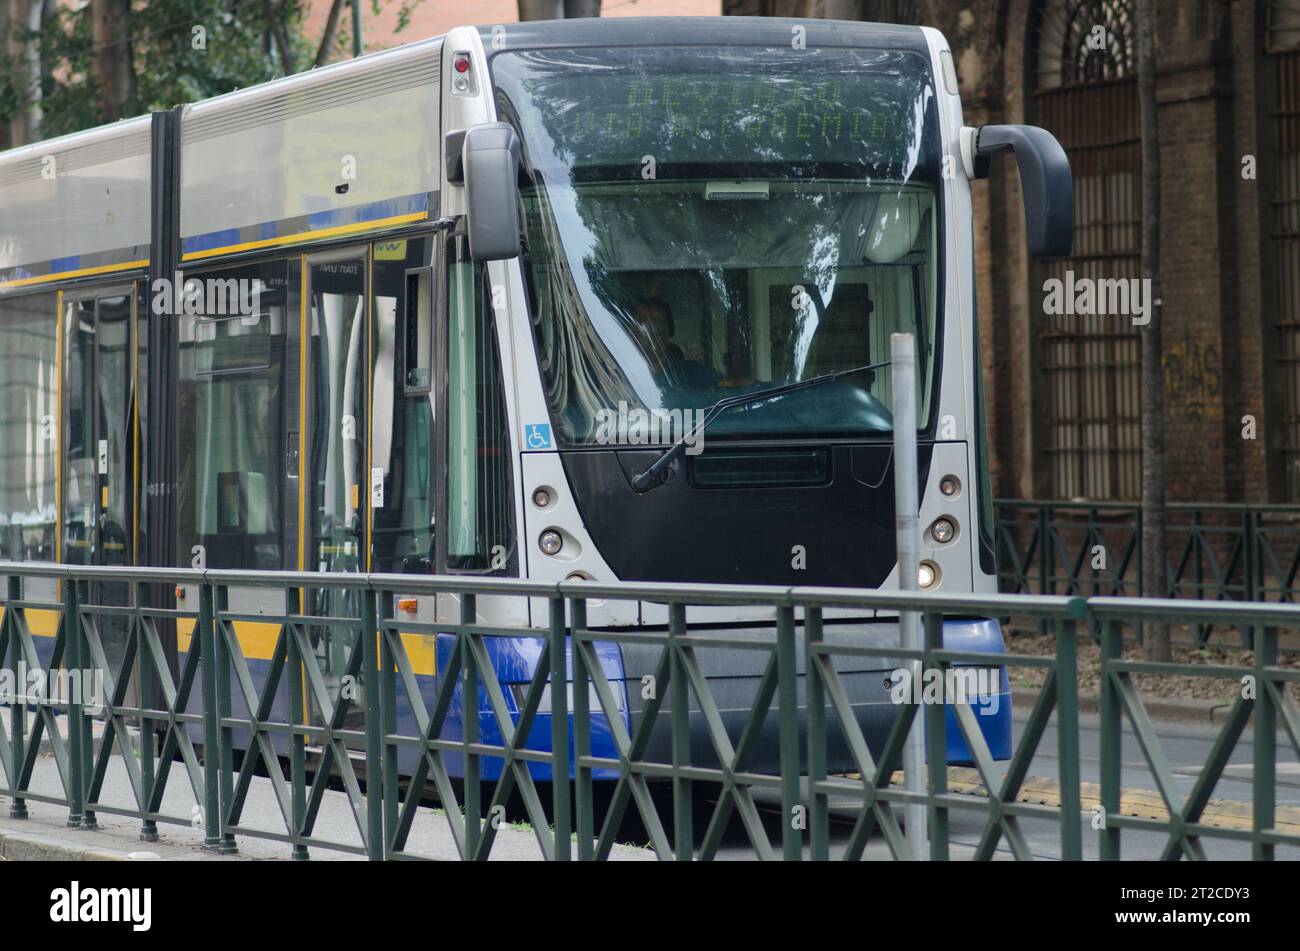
{"left": 1, "top": 561, "right": 1297, "bottom": 860}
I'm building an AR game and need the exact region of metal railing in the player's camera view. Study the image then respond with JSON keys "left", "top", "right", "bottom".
{"left": 995, "top": 499, "right": 1300, "bottom": 646}
{"left": 1, "top": 560, "right": 1298, "bottom": 860}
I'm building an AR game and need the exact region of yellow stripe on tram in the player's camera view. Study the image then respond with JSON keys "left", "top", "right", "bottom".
{"left": 182, "top": 213, "right": 428, "bottom": 263}
{"left": 0, "top": 259, "right": 148, "bottom": 293}
{"left": 174, "top": 618, "right": 436, "bottom": 676}
{"left": 0, "top": 606, "right": 63, "bottom": 638}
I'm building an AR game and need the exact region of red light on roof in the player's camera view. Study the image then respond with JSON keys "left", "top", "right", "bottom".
{"left": 454, "top": 55, "right": 470, "bottom": 73}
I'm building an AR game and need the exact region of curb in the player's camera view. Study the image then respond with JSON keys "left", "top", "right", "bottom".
{"left": 1012, "top": 687, "right": 1227, "bottom": 723}
{"left": 0, "top": 827, "right": 141, "bottom": 862}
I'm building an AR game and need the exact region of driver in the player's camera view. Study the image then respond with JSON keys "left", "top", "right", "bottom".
{"left": 633, "top": 298, "right": 721, "bottom": 388}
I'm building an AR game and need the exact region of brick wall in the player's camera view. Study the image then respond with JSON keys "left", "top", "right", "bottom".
{"left": 720, "top": 0, "right": 1289, "bottom": 505}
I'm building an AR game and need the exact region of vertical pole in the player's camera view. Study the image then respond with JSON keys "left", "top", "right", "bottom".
{"left": 1242, "top": 510, "right": 1256, "bottom": 650}
{"left": 3, "top": 575, "right": 26, "bottom": 818}
{"left": 669, "top": 602, "right": 692, "bottom": 860}
{"left": 923, "top": 611, "right": 949, "bottom": 860}
{"left": 776, "top": 603, "right": 801, "bottom": 861}
{"left": 146, "top": 109, "right": 181, "bottom": 702}
{"left": 138, "top": 581, "right": 158, "bottom": 842}
{"left": 62, "top": 576, "right": 80, "bottom": 826}
{"left": 216, "top": 584, "right": 237, "bottom": 854}
{"left": 1099, "top": 619, "right": 1122, "bottom": 860}
{"left": 1055, "top": 616, "right": 1082, "bottom": 860}
{"left": 805, "top": 605, "right": 829, "bottom": 861}
{"left": 199, "top": 581, "right": 221, "bottom": 849}
{"left": 571, "top": 598, "right": 594, "bottom": 860}
{"left": 548, "top": 596, "right": 571, "bottom": 861}
{"left": 461, "top": 593, "right": 480, "bottom": 859}
{"left": 1253, "top": 625, "right": 1277, "bottom": 861}
{"left": 287, "top": 587, "right": 308, "bottom": 861}
{"left": 379, "top": 593, "right": 398, "bottom": 853}
{"left": 362, "top": 585, "right": 383, "bottom": 860}
{"left": 351, "top": 0, "right": 363, "bottom": 57}
{"left": 890, "top": 332, "right": 926, "bottom": 858}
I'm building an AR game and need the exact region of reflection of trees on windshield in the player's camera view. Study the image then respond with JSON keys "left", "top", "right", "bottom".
{"left": 496, "top": 45, "right": 940, "bottom": 444}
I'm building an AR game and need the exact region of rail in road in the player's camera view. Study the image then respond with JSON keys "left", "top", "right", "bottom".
{"left": 1, "top": 561, "right": 1298, "bottom": 860}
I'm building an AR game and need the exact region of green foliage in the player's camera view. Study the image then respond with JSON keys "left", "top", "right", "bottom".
{"left": 2, "top": 0, "right": 424, "bottom": 141}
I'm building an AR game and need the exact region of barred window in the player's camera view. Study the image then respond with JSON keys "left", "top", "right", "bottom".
{"left": 1031, "top": 0, "right": 1141, "bottom": 500}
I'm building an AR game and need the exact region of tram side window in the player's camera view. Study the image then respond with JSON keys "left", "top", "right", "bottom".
{"left": 176, "top": 262, "right": 289, "bottom": 570}
{"left": 372, "top": 239, "right": 436, "bottom": 573}
{"left": 446, "top": 240, "right": 514, "bottom": 574}
{"left": 0, "top": 292, "right": 58, "bottom": 562}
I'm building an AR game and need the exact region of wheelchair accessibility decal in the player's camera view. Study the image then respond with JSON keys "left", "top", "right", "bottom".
{"left": 524, "top": 423, "right": 553, "bottom": 451}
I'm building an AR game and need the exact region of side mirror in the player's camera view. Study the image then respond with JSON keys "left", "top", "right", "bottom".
{"left": 461, "top": 122, "right": 522, "bottom": 262}
{"left": 962, "top": 124, "right": 1073, "bottom": 261}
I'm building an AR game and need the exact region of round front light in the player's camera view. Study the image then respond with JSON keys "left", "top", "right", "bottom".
{"left": 918, "top": 562, "right": 939, "bottom": 588}
{"left": 930, "top": 517, "right": 957, "bottom": 544}
{"left": 939, "top": 475, "right": 961, "bottom": 497}
{"left": 538, "top": 529, "right": 563, "bottom": 556}
{"left": 532, "top": 487, "right": 552, "bottom": 508}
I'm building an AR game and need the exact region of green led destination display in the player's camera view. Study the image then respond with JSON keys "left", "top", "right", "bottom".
{"left": 493, "top": 47, "right": 935, "bottom": 172}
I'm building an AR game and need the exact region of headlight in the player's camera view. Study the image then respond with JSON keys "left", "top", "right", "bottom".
{"left": 930, "top": 517, "right": 957, "bottom": 544}
{"left": 919, "top": 561, "right": 940, "bottom": 588}
{"left": 538, "top": 529, "right": 563, "bottom": 555}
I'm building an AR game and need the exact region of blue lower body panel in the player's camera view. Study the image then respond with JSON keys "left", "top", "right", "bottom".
{"left": 171, "top": 617, "right": 1012, "bottom": 782}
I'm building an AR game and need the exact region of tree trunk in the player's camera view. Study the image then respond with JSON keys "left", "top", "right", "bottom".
{"left": 518, "top": 0, "right": 564, "bottom": 20}
{"left": 1137, "top": 0, "right": 1169, "bottom": 661}
{"left": 90, "top": 0, "right": 133, "bottom": 123}
{"left": 563, "top": 0, "right": 602, "bottom": 16}
{"left": 17, "top": 0, "right": 43, "bottom": 142}
{"left": 258, "top": 0, "right": 294, "bottom": 73}
{"left": 312, "top": 0, "right": 343, "bottom": 68}
{"left": 0, "top": 0, "right": 10, "bottom": 153}
{"left": 4, "top": 0, "right": 39, "bottom": 146}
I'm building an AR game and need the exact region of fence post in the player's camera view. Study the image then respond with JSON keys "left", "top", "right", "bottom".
{"left": 890, "top": 332, "right": 926, "bottom": 856}
{"left": 776, "top": 602, "right": 801, "bottom": 861}
{"left": 137, "top": 580, "right": 158, "bottom": 843}
{"left": 460, "top": 593, "right": 480, "bottom": 859}
{"left": 571, "top": 597, "right": 594, "bottom": 860}
{"left": 7, "top": 574, "right": 29, "bottom": 820}
{"left": 379, "top": 593, "right": 398, "bottom": 855}
{"left": 1099, "top": 618, "right": 1122, "bottom": 860}
{"left": 923, "top": 610, "right": 949, "bottom": 861}
{"left": 199, "top": 581, "right": 222, "bottom": 850}
{"left": 549, "top": 596, "right": 571, "bottom": 861}
{"left": 1242, "top": 509, "right": 1256, "bottom": 650}
{"left": 1038, "top": 505, "right": 1050, "bottom": 597}
{"left": 669, "top": 601, "right": 692, "bottom": 860}
{"left": 215, "top": 584, "right": 237, "bottom": 854}
{"left": 286, "top": 586, "right": 308, "bottom": 861}
{"left": 362, "top": 584, "right": 384, "bottom": 861}
{"left": 1135, "top": 507, "right": 1145, "bottom": 646}
{"left": 1253, "top": 625, "right": 1277, "bottom": 861}
{"left": 1055, "top": 613, "right": 1082, "bottom": 861}
{"left": 63, "top": 575, "right": 82, "bottom": 827}
{"left": 805, "top": 604, "right": 829, "bottom": 861}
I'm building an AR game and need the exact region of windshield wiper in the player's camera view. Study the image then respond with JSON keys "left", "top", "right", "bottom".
{"left": 630, "top": 360, "right": 892, "bottom": 493}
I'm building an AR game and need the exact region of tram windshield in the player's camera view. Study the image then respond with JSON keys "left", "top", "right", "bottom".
{"left": 492, "top": 45, "right": 943, "bottom": 447}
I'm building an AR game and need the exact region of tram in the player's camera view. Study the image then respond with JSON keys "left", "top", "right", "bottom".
{"left": 0, "top": 16, "right": 1073, "bottom": 779}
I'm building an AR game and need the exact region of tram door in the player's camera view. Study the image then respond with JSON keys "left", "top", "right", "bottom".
{"left": 304, "top": 252, "right": 368, "bottom": 727}
{"left": 63, "top": 289, "right": 136, "bottom": 694}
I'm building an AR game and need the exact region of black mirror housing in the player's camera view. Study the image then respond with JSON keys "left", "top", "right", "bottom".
{"left": 461, "top": 122, "right": 522, "bottom": 262}
{"left": 973, "top": 124, "right": 1074, "bottom": 261}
